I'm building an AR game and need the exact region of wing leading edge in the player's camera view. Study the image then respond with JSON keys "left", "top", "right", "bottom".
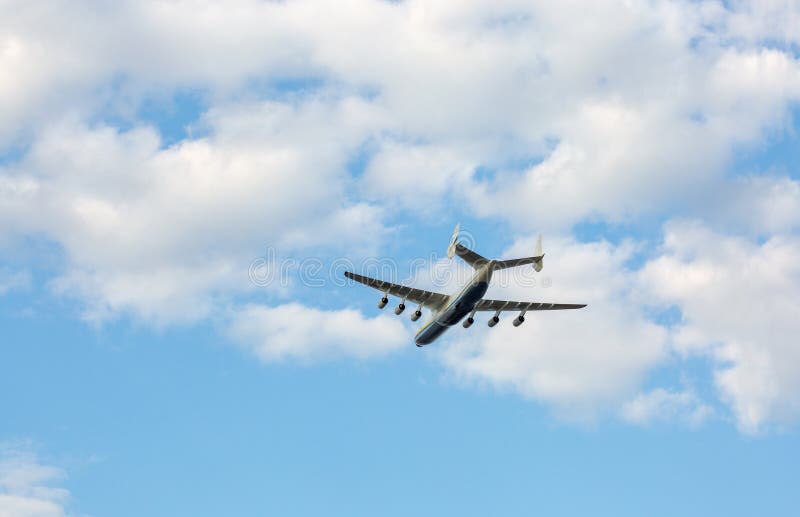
{"left": 344, "top": 271, "right": 449, "bottom": 309}
{"left": 474, "top": 299, "right": 587, "bottom": 312}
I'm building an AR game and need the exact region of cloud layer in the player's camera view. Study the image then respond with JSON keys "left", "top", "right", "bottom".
{"left": 1, "top": 0, "right": 800, "bottom": 433}
{"left": 0, "top": 444, "right": 73, "bottom": 517}
{"left": 228, "top": 303, "right": 410, "bottom": 362}
{"left": 641, "top": 221, "right": 800, "bottom": 433}
{"left": 440, "top": 236, "right": 668, "bottom": 420}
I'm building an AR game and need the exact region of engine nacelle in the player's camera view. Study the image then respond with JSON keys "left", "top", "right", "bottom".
{"left": 462, "top": 317, "right": 474, "bottom": 328}
{"left": 378, "top": 296, "right": 388, "bottom": 309}
{"left": 411, "top": 310, "right": 422, "bottom": 321}
{"left": 533, "top": 258, "right": 543, "bottom": 273}
{"left": 394, "top": 303, "right": 406, "bottom": 315}
{"left": 488, "top": 315, "right": 500, "bottom": 328}
{"left": 513, "top": 315, "right": 525, "bottom": 327}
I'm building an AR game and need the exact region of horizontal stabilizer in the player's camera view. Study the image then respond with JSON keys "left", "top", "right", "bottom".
{"left": 454, "top": 243, "right": 489, "bottom": 269}
{"left": 493, "top": 234, "right": 544, "bottom": 272}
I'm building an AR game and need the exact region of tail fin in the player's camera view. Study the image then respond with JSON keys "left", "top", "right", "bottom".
{"left": 446, "top": 223, "right": 460, "bottom": 259}
{"left": 533, "top": 234, "right": 544, "bottom": 272}
{"left": 492, "top": 234, "right": 544, "bottom": 272}
{"left": 447, "top": 223, "right": 489, "bottom": 269}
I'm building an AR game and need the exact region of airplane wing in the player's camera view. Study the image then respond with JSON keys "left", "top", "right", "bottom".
{"left": 474, "top": 299, "right": 587, "bottom": 312}
{"left": 344, "top": 271, "right": 449, "bottom": 309}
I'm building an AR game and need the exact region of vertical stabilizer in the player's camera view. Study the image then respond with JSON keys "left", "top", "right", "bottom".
{"left": 447, "top": 223, "right": 460, "bottom": 259}
{"left": 533, "top": 234, "right": 544, "bottom": 272}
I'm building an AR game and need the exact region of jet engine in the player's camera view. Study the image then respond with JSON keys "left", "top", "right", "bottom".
{"left": 378, "top": 296, "right": 388, "bottom": 309}
{"left": 411, "top": 309, "right": 422, "bottom": 321}
{"left": 488, "top": 315, "right": 500, "bottom": 327}
{"left": 462, "top": 317, "right": 474, "bottom": 328}
{"left": 513, "top": 315, "right": 525, "bottom": 327}
{"left": 394, "top": 302, "right": 406, "bottom": 315}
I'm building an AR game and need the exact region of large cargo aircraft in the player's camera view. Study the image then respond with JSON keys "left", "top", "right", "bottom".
{"left": 345, "top": 224, "right": 587, "bottom": 346}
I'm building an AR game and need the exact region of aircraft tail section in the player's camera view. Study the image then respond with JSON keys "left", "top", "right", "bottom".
{"left": 447, "top": 223, "right": 489, "bottom": 269}
{"left": 533, "top": 234, "right": 544, "bottom": 272}
{"left": 454, "top": 243, "right": 489, "bottom": 269}
{"left": 447, "top": 224, "right": 544, "bottom": 272}
{"left": 492, "top": 234, "right": 544, "bottom": 272}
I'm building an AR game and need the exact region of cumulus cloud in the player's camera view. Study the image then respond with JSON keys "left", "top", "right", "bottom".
{"left": 227, "top": 303, "right": 410, "bottom": 362}
{"left": 724, "top": 0, "right": 800, "bottom": 46}
{"left": 621, "top": 388, "right": 715, "bottom": 428}
{"left": 709, "top": 175, "right": 800, "bottom": 235}
{"left": 2, "top": 0, "right": 800, "bottom": 431}
{"left": 0, "top": 98, "right": 386, "bottom": 324}
{"left": 0, "top": 444, "right": 73, "bottom": 517}
{"left": 463, "top": 46, "right": 800, "bottom": 231}
{"left": 438, "top": 223, "right": 800, "bottom": 432}
{"left": 640, "top": 221, "right": 800, "bottom": 433}
{"left": 0, "top": 0, "right": 311, "bottom": 141}
{"left": 439, "top": 236, "right": 668, "bottom": 421}
{"left": 361, "top": 142, "right": 476, "bottom": 214}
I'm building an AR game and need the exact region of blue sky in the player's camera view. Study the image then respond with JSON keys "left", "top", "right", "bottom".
{"left": 2, "top": 1, "right": 800, "bottom": 516}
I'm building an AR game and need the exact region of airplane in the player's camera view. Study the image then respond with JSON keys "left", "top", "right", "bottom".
{"left": 345, "top": 224, "right": 587, "bottom": 347}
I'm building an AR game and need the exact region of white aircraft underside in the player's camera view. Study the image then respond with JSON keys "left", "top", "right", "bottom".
{"left": 345, "top": 224, "right": 587, "bottom": 346}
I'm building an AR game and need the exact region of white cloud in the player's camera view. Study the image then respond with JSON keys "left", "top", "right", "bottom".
{"left": 710, "top": 175, "right": 800, "bottom": 235}
{"left": 438, "top": 224, "right": 800, "bottom": 432}
{"left": 361, "top": 142, "right": 475, "bottom": 214}
{"left": 0, "top": 444, "right": 72, "bottom": 517}
{"left": 0, "top": 0, "right": 312, "bottom": 141}
{"left": 463, "top": 46, "right": 800, "bottom": 231}
{"left": 640, "top": 221, "right": 800, "bottom": 433}
{"left": 439, "top": 236, "right": 668, "bottom": 421}
{"left": 724, "top": 0, "right": 800, "bottom": 47}
{"left": 2, "top": 0, "right": 800, "bottom": 433}
{"left": 0, "top": 97, "right": 386, "bottom": 325}
{"left": 227, "top": 303, "right": 410, "bottom": 362}
{"left": 621, "top": 388, "right": 715, "bottom": 428}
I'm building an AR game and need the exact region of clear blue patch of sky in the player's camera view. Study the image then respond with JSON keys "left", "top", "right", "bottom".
{"left": 571, "top": 215, "right": 667, "bottom": 270}
{"left": 572, "top": 219, "right": 638, "bottom": 246}
{"left": 0, "top": 141, "right": 30, "bottom": 166}
{"left": 2, "top": 301, "right": 799, "bottom": 517}
{"left": 136, "top": 89, "right": 208, "bottom": 147}
{"left": 640, "top": 351, "right": 725, "bottom": 411}
{"left": 345, "top": 137, "right": 380, "bottom": 179}
{"left": 1, "top": 234, "right": 69, "bottom": 277}
{"left": 730, "top": 104, "right": 800, "bottom": 180}
{"left": 90, "top": 86, "right": 208, "bottom": 147}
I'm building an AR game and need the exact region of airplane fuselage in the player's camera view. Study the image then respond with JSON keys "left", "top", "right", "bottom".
{"left": 414, "top": 262, "right": 493, "bottom": 346}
